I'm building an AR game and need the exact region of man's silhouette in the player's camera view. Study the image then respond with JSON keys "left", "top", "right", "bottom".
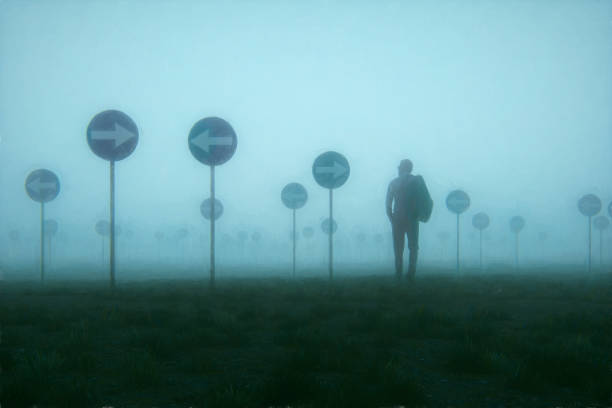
{"left": 386, "top": 159, "right": 421, "bottom": 281}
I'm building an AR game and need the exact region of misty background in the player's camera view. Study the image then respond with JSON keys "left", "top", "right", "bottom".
{"left": 1, "top": 0, "right": 611, "bottom": 279}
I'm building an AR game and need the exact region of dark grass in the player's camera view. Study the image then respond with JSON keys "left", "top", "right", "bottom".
{"left": 1, "top": 269, "right": 611, "bottom": 407}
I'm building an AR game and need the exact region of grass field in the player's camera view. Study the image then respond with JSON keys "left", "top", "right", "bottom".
{"left": 1, "top": 268, "right": 611, "bottom": 407}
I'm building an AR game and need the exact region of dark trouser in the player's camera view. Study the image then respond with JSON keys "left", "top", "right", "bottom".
{"left": 392, "top": 217, "right": 419, "bottom": 278}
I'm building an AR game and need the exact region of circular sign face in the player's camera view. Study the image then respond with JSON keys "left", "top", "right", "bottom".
{"left": 188, "top": 117, "right": 237, "bottom": 166}
{"left": 281, "top": 183, "right": 308, "bottom": 209}
{"left": 312, "top": 151, "right": 350, "bottom": 189}
{"left": 25, "top": 169, "right": 60, "bottom": 203}
{"left": 593, "top": 216, "right": 610, "bottom": 231}
{"left": 155, "top": 231, "right": 165, "bottom": 241}
{"left": 9, "top": 230, "right": 20, "bottom": 241}
{"left": 446, "top": 190, "right": 470, "bottom": 214}
{"left": 472, "top": 212, "right": 490, "bottom": 230}
{"left": 237, "top": 231, "right": 248, "bottom": 243}
{"left": 578, "top": 194, "right": 601, "bottom": 217}
{"left": 251, "top": 231, "right": 261, "bottom": 242}
{"left": 321, "top": 218, "right": 338, "bottom": 235}
{"left": 87, "top": 110, "right": 139, "bottom": 161}
{"left": 44, "top": 219, "right": 59, "bottom": 236}
{"left": 200, "top": 198, "right": 223, "bottom": 221}
{"left": 302, "top": 226, "right": 314, "bottom": 238}
{"left": 509, "top": 216, "right": 525, "bottom": 233}
{"left": 95, "top": 220, "right": 110, "bottom": 237}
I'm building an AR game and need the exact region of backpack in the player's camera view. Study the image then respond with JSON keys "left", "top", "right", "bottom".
{"left": 405, "top": 175, "right": 433, "bottom": 223}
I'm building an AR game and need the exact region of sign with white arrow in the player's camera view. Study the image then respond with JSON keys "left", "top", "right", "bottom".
{"left": 472, "top": 212, "right": 490, "bottom": 230}
{"left": 87, "top": 110, "right": 139, "bottom": 161}
{"left": 578, "top": 194, "right": 601, "bottom": 217}
{"left": 446, "top": 190, "right": 470, "bottom": 214}
{"left": 281, "top": 183, "right": 308, "bottom": 209}
{"left": 313, "top": 151, "right": 350, "bottom": 189}
{"left": 201, "top": 198, "right": 224, "bottom": 221}
{"left": 25, "top": 169, "right": 60, "bottom": 203}
{"left": 188, "top": 117, "right": 237, "bottom": 166}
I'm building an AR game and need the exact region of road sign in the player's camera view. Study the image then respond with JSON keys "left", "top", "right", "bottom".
{"left": 252, "top": 231, "right": 262, "bottom": 242}
{"left": 96, "top": 220, "right": 110, "bottom": 237}
{"left": 312, "top": 151, "right": 350, "bottom": 189}
{"left": 302, "top": 227, "right": 314, "bottom": 238}
{"left": 25, "top": 169, "right": 60, "bottom": 203}
{"left": 472, "top": 212, "right": 490, "bottom": 230}
{"left": 188, "top": 117, "right": 237, "bottom": 166}
{"left": 281, "top": 183, "right": 308, "bottom": 209}
{"left": 44, "top": 219, "right": 58, "bottom": 236}
{"left": 176, "top": 228, "right": 189, "bottom": 240}
{"left": 87, "top": 110, "right": 139, "bottom": 289}
{"left": 87, "top": 110, "right": 139, "bottom": 161}
{"left": 578, "top": 194, "right": 601, "bottom": 217}
{"left": 509, "top": 216, "right": 525, "bottom": 233}
{"left": 446, "top": 190, "right": 470, "bottom": 214}
{"left": 321, "top": 218, "right": 337, "bottom": 235}
{"left": 594, "top": 216, "right": 610, "bottom": 230}
{"left": 200, "top": 198, "right": 223, "bottom": 220}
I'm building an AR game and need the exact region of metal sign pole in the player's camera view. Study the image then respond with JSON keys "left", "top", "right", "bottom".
{"left": 329, "top": 188, "right": 333, "bottom": 280}
{"left": 210, "top": 165, "right": 216, "bottom": 289}
{"left": 600, "top": 229, "right": 603, "bottom": 269}
{"left": 588, "top": 216, "right": 592, "bottom": 272}
{"left": 110, "top": 160, "right": 116, "bottom": 289}
{"left": 456, "top": 214, "right": 460, "bottom": 273}
{"left": 40, "top": 202, "right": 45, "bottom": 283}
{"left": 515, "top": 232, "right": 519, "bottom": 269}
{"left": 479, "top": 229, "right": 483, "bottom": 271}
{"left": 292, "top": 208, "right": 296, "bottom": 278}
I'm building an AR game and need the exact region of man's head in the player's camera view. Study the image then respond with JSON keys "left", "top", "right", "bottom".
{"left": 398, "top": 159, "right": 413, "bottom": 176}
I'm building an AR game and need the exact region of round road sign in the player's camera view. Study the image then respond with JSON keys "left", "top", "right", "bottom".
{"left": 321, "top": 218, "right": 338, "bottom": 235}
{"left": 200, "top": 198, "right": 223, "bottom": 221}
{"left": 312, "top": 151, "right": 350, "bottom": 189}
{"left": 510, "top": 216, "right": 525, "bottom": 233}
{"left": 95, "top": 220, "right": 110, "bottom": 237}
{"left": 472, "top": 212, "right": 490, "bottom": 230}
{"left": 578, "top": 194, "right": 601, "bottom": 217}
{"left": 87, "top": 110, "right": 139, "bottom": 161}
{"left": 176, "top": 228, "right": 189, "bottom": 240}
{"left": 44, "top": 219, "right": 58, "bottom": 236}
{"left": 593, "top": 216, "right": 610, "bottom": 231}
{"left": 188, "top": 117, "right": 237, "bottom": 166}
{"left": 281, "top": 183, "right": 308, "bottom": 209}
{"left": 446, "top": 190, "right": 470, "bottom": 214}
{"left": 302, "top": 227, "right": 314, "bottom": 238}
{"left": 25, "top": 169, "right": 60, "bottom": 203}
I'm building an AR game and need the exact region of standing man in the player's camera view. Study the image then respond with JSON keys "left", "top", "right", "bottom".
{"left": 386, "top": 159, "right": 432, "bottom": 281}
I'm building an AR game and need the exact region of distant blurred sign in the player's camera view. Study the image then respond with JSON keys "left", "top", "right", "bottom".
{"left": 87, "top": 110, "right": 139, "bottom": 161}
{"left": 593, "top": 216, "right": 610, "bottom": 231}
{"left": 302, "top": 227, "right": 314, "bottom": 238}
{"left": 44, "top": 219, "right": 58, "bottom": 237}
{"left": 188, "top": 117, "right": 237, "bottom": 166}
{"left": 96, "top": 220, "right": 110, "bottom": 237}
{"left": 312, "top": 151, "right": 350, "bottom": 189}
{"left": 252, "top": 231, "right": 262, "bottom": 242}
{"left": 176, "top": 228, "right": 189, "bottom": 240}
{"left": 472, "top": 212, "right": 490, "bottom": 230}
{"left": 155, "top": 231, "right": 165, "bottom": 241}
{"left": 509, "top": 216, "right": 525, "bottom": 233}
{"left": 25, "top": 169, "right": 60, "bottom": 203}
{"left": 446, "top": 190, "right": 470, "bottom": 214}
{"left": 281, "top": 183, "right": 308, "bottom": 209}
{"left": 578, "top": 194, "right": 601, "bottom": 217}
{"left": 200, "top": 198, "right": 223, "bottom": 221}
{"left": 321, "top": 218, "right": 338, "bottom": 235}
{"left": 237, "top": 231, "right": 248, "bottom": 243}
{"left": 374, "top": 234, "right": 384, "bottom": 244}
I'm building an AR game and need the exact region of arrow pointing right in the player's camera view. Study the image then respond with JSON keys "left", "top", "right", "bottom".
{"left": 315, "top": 161, "right": 347, "bottom": 179}
{"left": 91, "top": 122, "right": 135, "bottom": 149}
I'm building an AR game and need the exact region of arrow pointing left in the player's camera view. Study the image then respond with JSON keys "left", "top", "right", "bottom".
{"left": 91, "top": 122, "right": 135, "bottom": 149}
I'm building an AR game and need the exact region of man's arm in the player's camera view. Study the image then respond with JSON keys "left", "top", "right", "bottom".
{"left": 385, "top": 181, "right": 394, "bottom": 222}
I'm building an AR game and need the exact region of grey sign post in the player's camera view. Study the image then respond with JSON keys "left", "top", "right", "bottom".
{"left": 25, "top": 169, "right": 60, "bottom": 282}
{"left": 472, "top": 212, "right": 490, "bottom": 270}
{"left": 313, "top": 151, "right": 350, "bottom": 280}
{"left": 509, "top": 216, "right": 525, "bottom": 268}
{"left": 87, "top": 110, "right": 139, "bottom": 288}
{"left": 593, "top": 216, "right": 609, "bottom": 268}
{"left": 578, "top": 194, "right": 601, "bottom": 272}
{"left": 446, "top": 190, "right": 470, "bottom": 273}
{"left": 281, "top": 183, "right": 308, "bottom": 278}
{"left": 189, "top": 117, "right": 237, "bottom": 288}
{"left": 44, "top": 219, "right": 58, "bottom": 272}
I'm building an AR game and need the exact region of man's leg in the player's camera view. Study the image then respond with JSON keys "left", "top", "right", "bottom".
{"left": 407, "top": 219, "right": 419, "bottom": 281}
{"left": 392, "top": 220, "right": 405, "bottom": 279}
